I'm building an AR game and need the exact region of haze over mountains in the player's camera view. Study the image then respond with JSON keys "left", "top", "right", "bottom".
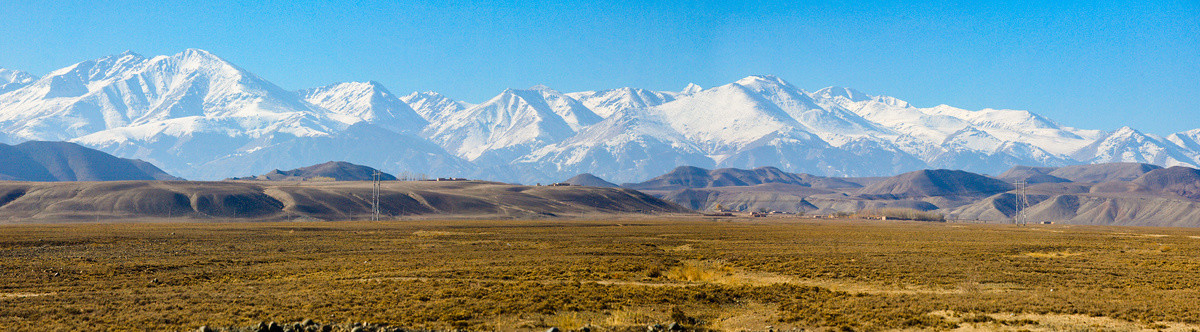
{"left": 1, "top": 49, "right": 1198, "bottom": 183}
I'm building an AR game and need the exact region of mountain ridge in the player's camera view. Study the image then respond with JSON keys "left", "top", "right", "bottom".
{"left": 1, "top": 49, "right": 1197, "bottom": 183}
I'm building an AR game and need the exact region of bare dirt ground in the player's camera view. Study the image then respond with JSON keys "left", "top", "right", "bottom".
{"left": 3, "top": 217, "right": 1200, "bottom": 331}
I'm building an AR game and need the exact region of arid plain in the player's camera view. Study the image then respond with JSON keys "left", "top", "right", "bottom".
{"left": 3, "top": 217, "right": 1200, "bottom": 331}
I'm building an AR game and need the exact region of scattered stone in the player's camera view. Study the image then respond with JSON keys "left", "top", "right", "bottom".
{"left": 200, "top": 320, "right": 434, "bottom": 332}
{"left": 667, "top": 322, "right": 682, "bottom": 331}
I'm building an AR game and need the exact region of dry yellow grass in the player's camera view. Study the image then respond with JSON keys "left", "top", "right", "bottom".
{"left": 3, "top": 218, "right": 1200, "bottom": 331}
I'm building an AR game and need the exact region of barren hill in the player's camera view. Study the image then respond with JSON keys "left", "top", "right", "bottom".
{"left": 230, "top": 161, "right": 397, "bottom": 181}
{"left": 624, "top": 166, "right": 859, "bottom": 191}
{"left": 562, "top": 173, "right": 618, "bottom": 187}
{"left": 997, "top": 165, "right": 1070, "bottom": 184}
{"left": 0, "top": 141, "right": 179, "bottom": 181}
{"left": 1048, "top": 163, "right": 1162, "bottom": 183}
{"left": 626, "top": 164, "right": 1200, "bottom": 227}
{"left": 0, "top": 180, "right": 688, "bottom": 223}
{"left": 856, "top": 169, "right": 1014, "bottom": 199}
{"left": 1132, "top": 166, "right": 1200, "bottom": 200}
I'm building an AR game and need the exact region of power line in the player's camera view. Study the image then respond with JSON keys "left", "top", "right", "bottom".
{"left": 1014, "top": 180, "right": 1029, "bottom": 225}
{"left": 371, "top": 170, "right": 381, "bottom": 221}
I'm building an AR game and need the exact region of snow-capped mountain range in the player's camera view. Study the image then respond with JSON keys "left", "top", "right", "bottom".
{"left": 0, "top": 49, "right": 1196, "bottom": 183}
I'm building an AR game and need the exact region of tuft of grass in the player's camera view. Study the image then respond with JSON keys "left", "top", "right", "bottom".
{"left": 664, "top": 260, "right": 739, "bottom": 284}
{"left": 545, "top": 312, "right": 585, "bottom": 330}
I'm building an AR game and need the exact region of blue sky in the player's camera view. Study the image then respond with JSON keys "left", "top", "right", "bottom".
{"left": 1, "top": 0, "right": 1197, "bottom": 134}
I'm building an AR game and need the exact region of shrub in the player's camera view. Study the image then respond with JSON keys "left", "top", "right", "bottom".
{"left": 853, "top": 208, "right": 945, "bottom": 222}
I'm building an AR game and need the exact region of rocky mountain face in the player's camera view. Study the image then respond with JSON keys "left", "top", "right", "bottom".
{"left": 2, "top": 50, "right": 1198, "bottom": 183}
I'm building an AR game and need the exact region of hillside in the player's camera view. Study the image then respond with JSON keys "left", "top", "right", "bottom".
{"left": 1048, "top": 163, "right": 1163, "bottom": 183}
{"left": 0, "top": 141, "right": 178, "bottom": 181}
{"left": 855, "top": 169, "right": 1014, "bottom": 199}
{"left": 631, "top": 164, "right": 1200, "bottom": 227}
{"left": 0, "top": 180, "right": 688, "bottom": 223}
{"left": 1131, "top": 166, "right": 1200, "bottom": 200}
{"left": 625, "top": 166, "right": 859, "bottom": 191}
{"left": 561, "top": 173, "right": 619, "bottom": 187}
{"left": 229, "top": 161, "right": 397, "bottom": 181}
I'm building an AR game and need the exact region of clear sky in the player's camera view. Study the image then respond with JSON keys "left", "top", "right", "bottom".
{"left": 1, "top": 0, "right": 1197, "bottom": 135}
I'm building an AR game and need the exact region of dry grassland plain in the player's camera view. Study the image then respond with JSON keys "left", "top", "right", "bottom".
{"left": 3, "top": 217, "right": 1200, "bottom": 331}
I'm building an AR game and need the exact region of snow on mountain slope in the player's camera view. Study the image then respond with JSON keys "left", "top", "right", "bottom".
{"left": 735, "top": 76, "right": 891, "bottom": 146}
{"left": 423, "top": 88, "right": 581, "bottom": 163}
{"left": 516, "top": 109, "right": 713, "bottom": 183}
{"left": 680, "top": 83, "right": 703, "bottom": 95}
{"left": 1073, "top": 127, "right": 1198, "bottom": 167}
{"left": 299, "top": 81, "right": 428, "bottom": 133}
{"left": 0, "top": 50, "right": 471, "bottom": 180}
{"left": 566, "top": 87, "right": 676, "bottom": 118}
{"left": 1167, "top": 129, "right": 1200, "bottom": 157}
{"left": 528, "top": 85, "right": 603, "bottom": 130}
{"left": 2, "top": 50, "right": 1196, "bottom": 182}
{"left": 400, "top": 91, "right": 471, "bottom": 123}
{"left": 922, "top": 105, "right": 1100, "bottom": 155}
{"left": 517, "top": 77, "right": 928, "bottom": 180}
{"left": 0, "top": 49, "right": 336, "bottom": 141}
{"left": 645, "top": 79, "right": 889, "bottom": 176}
{"left": 651, "top": 81, "right": 817, "bottom": 153}
{"left": 0, "top": 68, "right": 35, "bottom": 95}
{"left": 811, "top": 87, "right": 1100, "bottom": 165}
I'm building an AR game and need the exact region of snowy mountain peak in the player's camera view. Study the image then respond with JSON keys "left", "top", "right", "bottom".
{"left": 1111, "top": 126, "right": 1141, "bottom": 137}
{"left": 0, "top": 68, "right": 34, "bottom": 84}
{"left": 1069, "top": 125, "right": 1198, "bottom": 167}
{"left": 177, "top": 48, "right": 221, "bottom": 60}
{"left": 565, "top": 87, "right": 677, "bottom": 118}
{"left": 736, "top": 75, "right": 795, "bottom": 89}
{"left": 0, "top": 68, "right": 35, "bottom": 95}
{"left": 400, "top": 91, "right": 470, "bottom": 123}
{"left": 812, "top": 86, "right": 871, "bottom": 102}
{"left": 0, "top": 48, "right": 337, "bottom": 140}
{"left": 300, "top": 81, "right": 427, "bottom": 133}
{"left": 117, "top": 50, "right": 145, "bottom": 58}
{"left": 519, "top": 86, "right": 602, "bottom": 131}
{"left": 424, "top": 87, "right": 583, "bottom": 161}
{"left": 2, "top": 52, "right": 1198, "bottom": 183}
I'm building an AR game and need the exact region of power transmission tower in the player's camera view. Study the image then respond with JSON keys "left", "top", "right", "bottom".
{"left": 1014, "top": 180, "right": 1029, "bottom": 225}
{"left": 371, "top": 170, "right": 381, "bottom": 221}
